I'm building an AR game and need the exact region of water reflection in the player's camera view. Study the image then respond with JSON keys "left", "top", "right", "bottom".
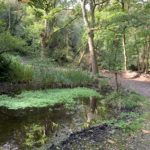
{"left": 87, "top": 97, "right": 97, "bottom": 123}
{"left": 0, "top": 97, "right": 114, "bottom": 149}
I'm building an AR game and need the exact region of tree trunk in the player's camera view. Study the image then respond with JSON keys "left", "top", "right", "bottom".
{"left": 141, "top": 45, "right": 146, "bottom": 73}
{"left": 122, "top": 34, "right": 127, "bottom": 71}
{"left": 88, "top": 29, "right": 98, "bottom": 74}
{"left": 80, "top": 0, "right": 98, "bottom": 74}
{"left": 8, "top": 3, "right": 11, "bottom": 30}
{"left": 40, "top": 11, "right": 49, "bottom": 58}
{"left": 121, "top": 0, "right": 128, "bottom": 71}
{"left": 114, "top": 72, "right": 119, "bottom": 92}
{"left": 145, "top": 36, "right": 150, "bottom": 73}
{"left": 137, "top": 49, "right": 140, "bottom": 72}
{"left": 90, "top": 97, "right": 97, "bottom": 113}
{"left": 78, "top": 51, "right": 86, "bottom": 65}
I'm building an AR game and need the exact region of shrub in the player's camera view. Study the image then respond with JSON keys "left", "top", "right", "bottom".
{"left": 0, "top": 55, "right": 33, "bottom": 82}
{"left": 0, "top": 55, "right": 11, "bottom": 81}
{"left": 0, "top": 31, "right": 26, "bottom": 54}
{"left": 9, "top": 56, "right": 33, "bottom": 82}
{"left": 102, "top": 91, "right": 146, "bottom": 110}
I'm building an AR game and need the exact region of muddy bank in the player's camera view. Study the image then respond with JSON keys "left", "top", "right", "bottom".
{"left": 49, "top": 124, "right": 110, "bottom": 150}
{"left": 0, "top": 82, "right": 97, "bottom": 95}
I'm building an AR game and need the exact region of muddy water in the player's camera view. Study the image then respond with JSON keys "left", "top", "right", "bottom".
{"left": 0, "top": 98, "right": 113, "bottom": 150}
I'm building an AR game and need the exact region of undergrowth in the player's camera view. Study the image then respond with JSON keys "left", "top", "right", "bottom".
{"left": 101, "top": 90, "right": 146, "bottom": 110}
{"left": 93, "top": 90, "right": 147, "bottom": 133}
{"left": 0, "top": 56, "right": 95, "bottom": 85}
{"left": 33, "top": 67, "right": 94, "bottom": 85}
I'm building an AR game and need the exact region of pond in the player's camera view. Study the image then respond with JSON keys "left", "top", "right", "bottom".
{"left": 0, "top": 97, "right": 114, "bottom": 150}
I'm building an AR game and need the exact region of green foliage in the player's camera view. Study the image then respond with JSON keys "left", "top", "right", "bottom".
{"left": 96, "top": 110, "right": 145, "bottom": 133}
{"left": 30, "top": 58, "right": 57, "bottom": 67}
{"left": 19, "top": 6, "right": 43, "bottom": 55}
{"left": 30, "top": 58, "right": 95, "bottom": 85}
{"left": 114, "top": 112, "right": 145, "bottom": 133}
{"left": 0, "top": 55, "right": 33, "bottom": 82}
{"left": 23, "top": 124, "right": 47, "bottom": 148}
{"left": 34, "top": 67, "right": 94, "bottom": 85}
{"left": 0, "top": 88, "right": 101, "bottom": 109}
{"left": 102, "top": 91, "right": 146, "bottom": 110}
{"left": 0, "top": 32, "right": 26, "bottom": 54}
{"left": 0, "top": 55, "right": 94, "bottom": 84}
{"left": 0, "top": 55, "right": 11, "bottom": 81}
{"left": 9, "top": 56, "right": 33, "bottom": 82}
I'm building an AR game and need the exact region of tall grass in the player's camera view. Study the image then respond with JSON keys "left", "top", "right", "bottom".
{"left": 33, "top": 67, "right": 94, "bottom": 85}
{"left": 1, "top": 56, "right": 95, "bottom": 86}
{"left": 10, "top": 56, "right": 33, "bottom": 82}
{"left": 0, "top": 55, "right": 33, "bottom": 82}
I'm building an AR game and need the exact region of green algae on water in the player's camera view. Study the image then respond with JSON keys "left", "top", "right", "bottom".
{"left": 0, "top": 88, "right": 101, "bottom": 110}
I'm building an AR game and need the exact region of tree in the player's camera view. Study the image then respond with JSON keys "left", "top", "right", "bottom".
{"left": 80, "top": 0, "right": 109, "bottom": 74}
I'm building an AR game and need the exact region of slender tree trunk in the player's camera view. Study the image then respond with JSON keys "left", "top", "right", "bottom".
{"left": 80, "top": 0, "right": 98, "bottom": 74}
{"left": 137, "top": 49, "right": 140, "bottom": 72}
{"left": 141, "top": 45, "right": 146, "bottom": 72}
{"left": 90, "top": 97, "right": 97, "bottom": 113}
{"left": 78, "top": 51, "right": 86, "bottom": 65}
{"left": 41, "top": 11, "right": 49, "bottom": 58}
{"left": 121, "top": 0, "right": 128, "bottom": 71}
{"left": 88, "top": 29, "right": 98, "bottom": 74}
{"left": 122, "top": 33, "right": 127, "bottom": 71}
{"left": 8, "top": 3, "right": 11, "bottom": 30}
{"left": 145, "top": 36, "right": 150, "bottom": 73}
{"left": 114, "top": 72, "right": 119, "bottom": 92}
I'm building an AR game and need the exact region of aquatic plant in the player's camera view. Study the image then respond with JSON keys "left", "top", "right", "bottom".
{"left": 23, "top": 124, "right": 47, "bottom": 148}
{"left": 0, "top": 88, "right": 101, "bottom": 110}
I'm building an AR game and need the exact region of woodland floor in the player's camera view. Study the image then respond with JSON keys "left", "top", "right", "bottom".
{"left": 49, "top": 70, "right": 150, "bottom": 150}
{"left": 103, "top": 70, "right": 150, "bottom": 99}
{"left": 102, "top": 70, "right": 150, "bottom": 150}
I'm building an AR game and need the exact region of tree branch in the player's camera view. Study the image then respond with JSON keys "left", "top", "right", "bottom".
{"left": 50, "top": 14, "right": 80, "bottom": 36}
{"left": 80, "top": 0, "right": 90, "bottom": 28}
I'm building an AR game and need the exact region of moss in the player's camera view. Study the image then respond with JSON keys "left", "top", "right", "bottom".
{"left": 0, "top": 88, "right": 101, "bottom": 110}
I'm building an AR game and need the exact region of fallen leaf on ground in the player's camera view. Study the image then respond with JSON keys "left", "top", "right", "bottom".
{"left": 142, "top": 129, "right": 150, "bottom": 134}
{"left": 107, "top": 139, "right": 115, "bottom": 144}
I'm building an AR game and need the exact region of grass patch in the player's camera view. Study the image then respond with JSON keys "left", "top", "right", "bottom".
{"left": 0, "top": 88, "right": 101, "bottom": 110}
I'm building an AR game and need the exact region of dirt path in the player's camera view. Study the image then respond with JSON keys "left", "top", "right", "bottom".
{"left": 102, "top": 71, "right": 150, "bottom": 98}
{"left": 48, "top": 71, "right": 150, "bottom": 150}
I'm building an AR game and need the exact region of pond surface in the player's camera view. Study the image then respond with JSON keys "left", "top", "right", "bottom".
{"left": 0, "top": 97, "right": 114, "bottom": 150}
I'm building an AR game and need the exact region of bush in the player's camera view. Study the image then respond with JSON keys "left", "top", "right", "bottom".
{"left": 9, "top": 56, "right": 33, "bottom": 82}
{"left": 0, "top": 32, "right": 26, "bottom": 54}
{"left": 102, "top": 91, "right": 146, "bottom": 110}
{"left": 0, "top": 55, "right": 11, "bottom": 81}
{"left": 0, "top": 55, "right": 33, "bottom": 82}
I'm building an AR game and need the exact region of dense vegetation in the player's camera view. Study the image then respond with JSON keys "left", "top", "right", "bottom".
{"left": 0, "top": 0, "right": 149, "bottom": 149}
{"left": 0, "top": 0, "right": 150, "bottom": 83}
